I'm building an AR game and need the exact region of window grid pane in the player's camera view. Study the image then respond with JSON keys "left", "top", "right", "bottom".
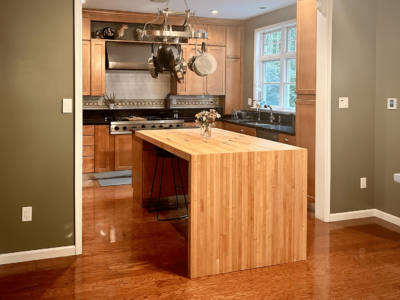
{"left": 284, "top": 84, "right": 296, "bottom": 108}
{"left": 264, "top": 61, "right": 281, "bottom": 83}
{"left": 287, "top": 59, "right": 296, "bottom": 83}
{"left": 262, "top": 84, "right": 280, "bottom": 107}
{"left": 288, "top": 27, "right": 297, "bottom": 52}
{"left": 263, "top": 31, "right": 282, "bottom": 55}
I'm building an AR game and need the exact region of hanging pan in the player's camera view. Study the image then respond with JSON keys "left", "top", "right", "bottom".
{"left": 193, "top": 42, "right": 217, "bottom": 77}
{"left": 148, "top": 43, "right": 158, "bottom": 79}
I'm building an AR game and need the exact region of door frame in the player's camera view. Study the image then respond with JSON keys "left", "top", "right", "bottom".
{"left": 315, "top": 0, "right": 333, "bottom": 222}
{"left": 74, "top": 0, "right": 83, "bottom": 255}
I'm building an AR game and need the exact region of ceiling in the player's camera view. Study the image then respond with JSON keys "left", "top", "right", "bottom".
{"left": 82, "top": 0, "right": 297, "bottom": 20}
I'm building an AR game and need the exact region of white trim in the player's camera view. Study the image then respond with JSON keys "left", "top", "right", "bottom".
{"left": 74, "top": 0, "right": 83, "bottom": 255}
{"left": 330, "top": 209, "right": 375, "bottom": 222}
{"left": 315, "top": 0, "right": 333, "bottom": 222}
{"left": 0, "top": 246, "right": 76, "bottom": 265}
{"left": 330, "top": 209, "right": 400, "bottom": 227}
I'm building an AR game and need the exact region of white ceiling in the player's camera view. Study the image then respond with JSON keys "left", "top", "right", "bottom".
{"left": 82, "top": 0, "right": 297, "bottom": 20}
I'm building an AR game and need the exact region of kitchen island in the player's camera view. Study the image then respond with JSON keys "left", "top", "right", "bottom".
{"left": 132, "top": 128, "right": 307, "bottom": 279}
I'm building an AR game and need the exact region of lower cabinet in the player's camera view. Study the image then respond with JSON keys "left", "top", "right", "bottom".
{"left": 115, "top": 135, "right": 132, "bottom": 171}
{"left": 83, "top": 125, "right": 95, "bottom": 173}
{"left": 279, "top": 133, "right": 296, "bottom": 146}
{"left": 217, "top": 122, "right": 256, "bottom": 136}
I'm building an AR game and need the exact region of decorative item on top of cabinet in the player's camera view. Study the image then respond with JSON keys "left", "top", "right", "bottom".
{"left": 95, "top": 125, "right": 115, "bottom": 173}
{"left": 82, "top": 41, "right": 91, "bottom": 96}
{"left": 207, "top": 25, "right": 226, "bottom": 46}
{"left": 189, "top": 24, "right": 208, "bottom": 45}
{"left": 226, "top": 26, "right": 242, "bottom": 59}
{"left": 90, "top": 40, "right": 106, "bottom": 96}
{"left": 279, "top": 133, "right": 296, "bottom": 146}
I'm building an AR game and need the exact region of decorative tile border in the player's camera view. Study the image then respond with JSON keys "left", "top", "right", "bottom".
{"left": 83, "top": 99, "right": 165, "bottom": 109}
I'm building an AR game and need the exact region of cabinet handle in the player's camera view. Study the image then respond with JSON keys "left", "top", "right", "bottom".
{"left": 285, "top": 139, "right": 289, "bottom": 142}
{"left": 178, "top": 92, "right": 180, "bottom": 95}
{"left": 241, "top": 129, "right": 244, "bottom": 132}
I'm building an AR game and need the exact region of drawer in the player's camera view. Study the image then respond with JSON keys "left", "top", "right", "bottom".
{"left": 83, "top": 156, "right": 94, "bottom": 173}
{"left": 83, "top": 146, "right": 94, "bottom": 157}
{"left": 83, "top": 125, "right": 94, "bottom": 136}
{"left": 237, "top": 126, "right": 256, "bottom": 137}
{"left": 279, "top": 133, "right": 296, "bottom": 146}
{"left": 83, "top": 136, "right": 95, "bottom": 146}
{"left": 222, "top": 123, "right": 238, "bottom": 132}
{"left": 184, "top": 122, "right": 197, "bottom": 127}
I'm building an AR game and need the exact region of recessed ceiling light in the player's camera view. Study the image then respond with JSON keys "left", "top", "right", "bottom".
{"left": 211, "top": 10, "right": 218, "bottom": 14}
{"left": 259, "top": 7, "right": 266, "bottom": 9}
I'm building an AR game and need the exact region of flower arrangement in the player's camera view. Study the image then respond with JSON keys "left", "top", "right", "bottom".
{"left": 195, "top": 109, "right": 221, "bottom": 138}
{"left": 195, "top": 109, "right": 221, "bottom": 127}
{"left": 103, "top": 92, "right": 117, "bottom": 105}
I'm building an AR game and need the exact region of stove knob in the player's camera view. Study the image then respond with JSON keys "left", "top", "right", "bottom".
{"left": 141, "top": 125, "right": 146, "bottom": 128}
{"left": 169, "top": 124, "right": 174, "bottom": 128}
{"left": 159, "top": 125, "right": 164, "bottom": 128}
{"left": 123, "top": 126, "right": 127, "bottom": 130}
{"left": 152, "top": 125, "right": 156, "bottom": 128}
{"left": 176, "top": 124, "right": 181, "bottom": 127}
{"left": 115, "top": 126, "right": 120, "bottom": 131}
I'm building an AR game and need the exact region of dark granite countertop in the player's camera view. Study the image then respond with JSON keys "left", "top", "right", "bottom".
{"left": 218, "top": 119, "right": 296, "bottom": 136}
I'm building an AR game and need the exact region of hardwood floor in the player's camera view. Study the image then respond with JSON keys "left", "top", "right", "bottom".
{"left": 1, "top": 184, "right": 400, "bottom": 299}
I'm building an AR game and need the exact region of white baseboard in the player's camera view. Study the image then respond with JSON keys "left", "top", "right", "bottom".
{"left": 0, "top": 246, "right": 75, "bottom": 265}
{"left": 330, "top": 209, "right": 400, "bottom": 227}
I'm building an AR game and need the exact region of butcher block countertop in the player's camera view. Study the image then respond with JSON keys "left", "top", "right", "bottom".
{"left": 133, "top": 128, "right": 307, "bottom": 279}
{"left": 135, "top": 128, "right": 299, "bottom": 161}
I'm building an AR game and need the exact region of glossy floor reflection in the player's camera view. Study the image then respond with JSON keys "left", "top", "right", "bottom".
{"left": 1, "top": 184, "right": 400, "bottom": 299}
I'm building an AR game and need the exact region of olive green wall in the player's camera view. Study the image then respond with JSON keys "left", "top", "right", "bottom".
{"left": 243, "top": 5, "right": 297, "bottom": 108}
{"left": 330, "top": 0, "right": 377, "bottom": 213}
{"left": 0, "top": 0, "right": 75, "bottom": 254}
{"left": 375, "top": 1, "right": 400, "bottom": 218}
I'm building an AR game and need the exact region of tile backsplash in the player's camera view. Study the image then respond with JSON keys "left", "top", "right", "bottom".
{"left": 105, "top": 70, "right": 170, "bottom": 100}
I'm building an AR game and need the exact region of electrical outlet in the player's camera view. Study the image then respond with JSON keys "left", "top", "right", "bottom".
{"left": 360, "top": 178, "right": 367, "bottom": 189}
{"left": 339, "top": 97, "right": 349, "bottom": 108}
{"left": 22, "top": 207, "right": 32, "bottom": 222}
{"left": 63, "top": 99, "right": 72, "bottom": 113}
{"left": 248, "top": 98, "right": 252, "bottom": 105}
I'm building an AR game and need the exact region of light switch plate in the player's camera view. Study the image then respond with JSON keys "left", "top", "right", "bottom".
{"left": 339, "top": 97, "right": 349, "bottom": 109}
{"left": 360, "top": 178, "right": 367, "bottom": 189}
{"left": 248, "top": 98, "right": 252, "bottom": 105}
{"left": 63, "top": 99, "right": 73, "bottom": 113}
{"left": 388, "top": 98, "right": 397, "bottom": 110}
{"left": 22, "top": 207, "right": 32, "bottom": 222}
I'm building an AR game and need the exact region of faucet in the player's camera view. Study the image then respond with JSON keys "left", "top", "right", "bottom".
{"left": 263, "top": 105, "right": 275, "bottom": 124}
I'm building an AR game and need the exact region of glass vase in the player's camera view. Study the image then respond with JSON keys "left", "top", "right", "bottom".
{"left": 202, "top": 125, "right": 212, "bottom": 139}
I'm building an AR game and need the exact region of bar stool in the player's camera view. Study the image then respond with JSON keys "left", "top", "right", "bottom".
{"left": 147, "top": 148, "right": 188, "bottom": 221}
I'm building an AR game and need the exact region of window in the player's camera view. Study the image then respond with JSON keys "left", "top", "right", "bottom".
{"left": 254, "top": 20, "right": 297, "bottom": 112}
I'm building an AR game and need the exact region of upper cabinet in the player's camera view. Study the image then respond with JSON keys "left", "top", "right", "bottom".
{"left": 226, "top": 26, "right": 242, "bottom": 59}
{"left": 225, "top": 59, "right": 241, "bottom": 113}
{"left": 90, "top": 40, "right": 106, "bottom": 96}
{"left": 296, "top": 0, "right": 317, "bottom": 95}
{"left": 82, "top": 15, "right": 91, "bottom": 40}
{"left": 82, "top": 41, "right": 91, "bottom": 96}
{"left": 206, "top": 47, "right": 226, "bottom": 95}
{"left": 207, "top": 25, "right": 226, "bottom": 46}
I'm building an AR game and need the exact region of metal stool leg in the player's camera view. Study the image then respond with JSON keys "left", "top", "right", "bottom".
{"left": 148, "top": 157, "right": 159, "bottom": 213}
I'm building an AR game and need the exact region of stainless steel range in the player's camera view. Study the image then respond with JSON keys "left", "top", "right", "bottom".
{"left": 109, "top": 116, "right": 185, "bottom": 135}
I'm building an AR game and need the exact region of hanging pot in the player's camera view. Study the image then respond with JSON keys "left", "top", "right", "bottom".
{"left": 157, "top": 43, "right": 178, "bottom": 72}
{"left": 148, "top": 43, "right": 158, "bottom": 79}
{"left": 188, "top": 40, "right": 201, "bottom": 72}
{"left": 193, "top": 42, "right": 217, "bottom": 77}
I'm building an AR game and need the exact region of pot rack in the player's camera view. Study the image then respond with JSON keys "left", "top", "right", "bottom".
{"left": 139, "top": 0, "right": 208, "bottom": 43}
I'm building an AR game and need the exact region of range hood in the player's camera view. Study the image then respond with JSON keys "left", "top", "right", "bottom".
{"left": 106, "top": 42, "right": 150, "bottom": 70}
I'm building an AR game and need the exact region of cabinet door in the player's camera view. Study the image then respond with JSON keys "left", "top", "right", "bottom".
{"left": 207, "top": 25, "right": 226, "bottom": 46}
{"left": 237, "top": 126, "right": 256, "bottom": 137}
{"left": 95, "top": 125, "right": 115, "bottom": 173}
{"left": 91, "top": 40, "right": 105, "bottom": 96}
{"left": 115, "top": 135, "right": 132, "bottom": 171}
{"left": 82, "top": 41, "right": 91, "bottom": 96}
{"left": 226, "top": 27, "right": 242, "bottom": 59}
{"left": 186, "top": 47, "right": 206, "bottom": 95}
{"left": 189, "top": 24, "right": 208, "bottom": 45}
{"left": 82, "top": 16, "right": 91, "bottom": 40}
{"left": 296, "top": 0, "right": 317, "bottom": 95}
{"left": 279, "top": 133, "right": 296, "bottom": 146}
{"left": 225, "top": 59, "right": 241, "bottom": 114}
{"left": 170, "top": 45, "right": 190, "bottom": 95}
{"left": 206, "top": 47, "right": 226, "bottom": 95}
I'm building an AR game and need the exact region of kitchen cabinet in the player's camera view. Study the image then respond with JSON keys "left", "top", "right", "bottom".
{"left": 95, "top": 125, "right": 115, "bottom": 173}
{"left": 82, "top": 15, "right": 91, "bottom": 40}
{"left": 225, "top": 59, "right": 241, "bottom": 114}
{"left": 296, "top": 0, "right": 317, "bottom": 95}
{"left": 115, "top": 135, "right": 132, "bottom": 171}
{"left": 226, "top": 27, "right": 242, "bottom": 59}
{"left": 91, "top": 40, "right": 106, "bottom": 96}
{"left": 206, "top": 47, "right": 226, "bottom": 95}
{"left": 279, "top": 133, "right": 296, "bottom": 146}
{"left": 83, "top": 125, "right": 95, "bottom": 173}
{"left": 184, "top": 122, "right": 197, "bottom": 127}
{"left": 82, "top": 41, "right": 91, "bottom": 96}
{"left": 218, "top": 122, "right": 256, "bottom": 137}
{"left": 207, "top": 25, "right": 226, "bottom": 46}
{"left": 171, "top": 46, "right": 225, "bottom": 96}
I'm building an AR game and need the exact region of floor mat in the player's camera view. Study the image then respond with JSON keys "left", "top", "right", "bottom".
{"left": 94, "top": 170, "right": 132, "bottom": 179}
{"left": 98, "top": 177, "right": 132, "bottom": 187}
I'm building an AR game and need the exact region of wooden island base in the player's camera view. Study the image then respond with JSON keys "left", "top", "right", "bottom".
{"left": 132, "top": 128, "right": 307, "bottom": 278}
